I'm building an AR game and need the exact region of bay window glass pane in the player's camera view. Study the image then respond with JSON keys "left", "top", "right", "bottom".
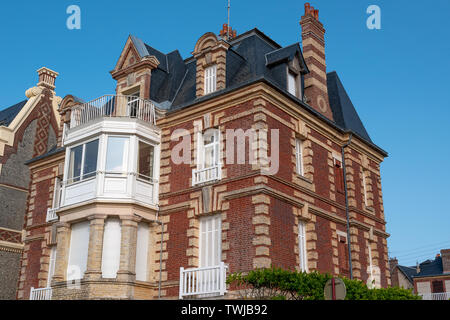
{"left": 106, "top": 137, "right": 128, "bottom": 173}
{"left": 68, "top": 145, "right": 83, "bottom": 183}
{"left": 138, "top": 142, "right": 154, "bottom": 181}
{"left": 83, "top": 139, "right": 99, "bottom": 179}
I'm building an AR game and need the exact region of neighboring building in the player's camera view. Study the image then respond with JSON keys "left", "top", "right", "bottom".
{"left": 0, "top": 68, "right": 60, "bottom": 299}
{"left": 19, "top": 3, "right": 391, "bottom": 300}
{"left": 390, "top": 250, "right": 450, "bottom": 300}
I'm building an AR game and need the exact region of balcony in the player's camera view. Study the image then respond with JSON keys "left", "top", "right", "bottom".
{"left": 192, "top": 165, "right": 221, "bottom": 186}
{"left": 420, "top": 292, "right": 450, "bottom": 300}
{"left": 29, "top": 287, "right": 52, "bottom": 300}
{"left": 69, "top": 95, "right": 156, "bottom": 130}
{"left": 46, "top": 208, "right": 59, "bottom": 223}
{"left": 179, "top": 262, "right": 228, "bottom": 299}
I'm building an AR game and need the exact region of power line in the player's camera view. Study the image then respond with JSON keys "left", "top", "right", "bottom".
{"left": 392, "top": 244, "right": 450, "bottom": 259}
{"left": 389, "top": 239, "right": 450, "bottom": 254}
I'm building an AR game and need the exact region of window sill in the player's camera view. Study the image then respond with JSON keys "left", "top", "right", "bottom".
{"left": 295, "top": 173, "right": 313, "bottom": 185}
{"left": 365, "top": 206, "right": 375, "bottom": 213}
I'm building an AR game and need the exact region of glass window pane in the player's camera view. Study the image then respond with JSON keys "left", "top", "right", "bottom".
{"left": 68, "top": 145, "right": 83, "bottom": 183}
{"left": 288, "top": 72, "right": 297, "bottom": 96}
{"left": 106, "top": 137, "right": 128, "bottom": 173}
{"left": 138, "top": 142, "right": 154, "bottom": 181}
{"left": 83, "top": 139, "right": 99, "bottom": 179}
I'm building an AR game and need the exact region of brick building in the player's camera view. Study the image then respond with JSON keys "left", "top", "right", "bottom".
{"left": 0, "top": 68, "right": 60, "bottom": 299}
{"left": 390, "top": 250, "right": 450, "bottom": 300}
{"left": 18, "top": 3, "right": 390, "bottom": 300}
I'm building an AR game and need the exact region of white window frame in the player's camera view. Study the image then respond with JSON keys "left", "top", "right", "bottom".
{"left": 362, "top": 171, "right": 369, "bottom": 207}
{"left": 193, "top": 128, "right": 221, "bottom": 185}
{"left": 295, "top": 138, "right": 304, "bottom": 176}
{"left": 288, "top": 71, "right": 298, "bottom": 97}
{"left": 66, "top": 138, "right": 100, "bottom": 185}
{"left": 199, "top": 215, "right": 222, "bottom": 268}
{"left": 105, "top": 136, "right": 130, "bottom": 174}
{"left": 298, "top": 221, "right": 308, "bottom": 272}
{"left": 204, "top": 65, "right": 217, "bottom": 95}
{"left": 137, "top": 139, "right": 156, "bottom": 182}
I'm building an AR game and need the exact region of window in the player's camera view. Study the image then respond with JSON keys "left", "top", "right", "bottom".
{"left": 194, "top": 129, "right": 221, "bottom": 184}
{"left": 127, "top": 90, "right": 140, "bottom": 117}
{"left": 135, "top": 223, "right": 150, "bottom": 282}
{"left": 204, "top": 65, "right": 217, "bottom": 95}
{"left": 101, "top": 218, "right": 121, "bottom": 279}
{"left": 338, "top": 233, "right": 349, "bottom": 278}
{"left": 362, "top": 171, "right": 369, "bottom": 207}
{"left": 200, "top": 215, "right": 222, "bottom": 267}
{"left": 106, "top": 137, "right": 129, "bottom": 173}
{"left": 334, "top": 159, "right": 344, "bottom": 194}
{"left": 288, "top": 71, "right": 298, "bottom": 96}
{"left": 432, "top": 280, "right": 444, "bottom": 294}
{"left": 67, "top": 139, "right": 99, "bottom": 183}
{"left": 138, "top": 141, "right": 155, "bottom": 181}
{"left": 47, "top": 246, "right": 57, "bottom": 287}
{"left": 67, "top": 221, "right": 90, "bottom": 281}
{"left": 298, "top": 221, "right": 308, "bottom": 272}
{"left": 52, "top": 177, "right": 62, "bottom": 209}
{"left": 295, "top": 139, "right": 304, "bottom": 176}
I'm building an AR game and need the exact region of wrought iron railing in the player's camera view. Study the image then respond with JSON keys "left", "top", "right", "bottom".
{"left": 69, "top": 95, "right": 156, "bottom": 129}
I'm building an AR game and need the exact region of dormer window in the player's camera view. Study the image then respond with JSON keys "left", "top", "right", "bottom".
{"left": 204, "top": 65, "right": 217, "bottom": 95}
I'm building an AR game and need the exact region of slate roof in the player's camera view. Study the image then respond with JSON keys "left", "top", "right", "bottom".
{"left": 130, "top": 28, "right": 385, "bottom": 154}
{"left": 396, "top": 256, "right": 448, "bottom": 281}
{"left": 0, "top": 100, "right": 28, "bottom": 126}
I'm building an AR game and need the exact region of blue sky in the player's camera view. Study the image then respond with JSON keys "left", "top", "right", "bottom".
{"left": 1, "top": 0, "right": 449, "bottom": 266}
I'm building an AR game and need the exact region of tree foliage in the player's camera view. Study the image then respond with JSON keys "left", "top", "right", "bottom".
{"left": 226, "top": 267, "right": 421, "bottom": 300}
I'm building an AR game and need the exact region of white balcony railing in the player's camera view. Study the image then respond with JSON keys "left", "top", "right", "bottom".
{"left": 69, "top": 95, "right": 156, "bottom": 129}
{"left": 179, "top": 262, "right": 228, "bottom": 299}
{"left": 192, "top": 165, "right": 221, "bottom": 186}
{"left": 46, "top": 208, "right": 59, "bottom": 223}
{"left": 420, "top": 292, "right": 450, "bottom": 300}
{"left": 30, "top": 287, "right": 52, "bottom": 300}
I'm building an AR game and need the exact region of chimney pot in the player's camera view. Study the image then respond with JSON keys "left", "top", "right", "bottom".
{"left": 37, "top": 67, "right": 59, "bottom": 90}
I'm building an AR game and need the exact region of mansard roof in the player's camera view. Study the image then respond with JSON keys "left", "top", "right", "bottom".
{"left": 0, "top": 100, "right": 28, "bottom": 126}
{"left": 131, "top": 28, "right": 385, "bottom": 155}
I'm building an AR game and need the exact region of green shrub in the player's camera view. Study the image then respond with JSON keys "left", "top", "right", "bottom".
{"left": 227, "top": 267, "right": 420, "bottom": 300}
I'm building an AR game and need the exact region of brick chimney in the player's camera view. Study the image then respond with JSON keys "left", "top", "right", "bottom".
{"left": 389, "top": 258, "right": 399, "bottom": 287}
{"left": 37, "top": 67, "right": 59, "bottom": 90}
{"left": 219, "top": 23, "right": 237, "bottom": 40}
{"left": 300, "top": 3, "right": 333, "bottom": 121}
{"left": 441, "top": 249, "right": 450, "bottom": 273}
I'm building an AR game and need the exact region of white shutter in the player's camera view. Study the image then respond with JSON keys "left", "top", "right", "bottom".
{"left": 197, "top": 131, "right": 205, "bottom": 170}
{"left": 101, "top": 218, "right": 122, "bottom": 278}
{"left": 67, "top": 221, "right": 90, "bottom": 281}
{"left": 135, "top": 223, "right": 149, "bottom": 282}
{"left": 47, "top": 246, "right": 57, "bottom": 287}
{"left": 200, "top": 215, "right": 222, "bottom": 267}
{"left": 298, "top": 221, "right": 308, "bottom": 272}
{"left": 204, "top": 65, "right": 217, "bottom": 94}
{"left": 288, "top": 72, "right": 297, "bottom": 96}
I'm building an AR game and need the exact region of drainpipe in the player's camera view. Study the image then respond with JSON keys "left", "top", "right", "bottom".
{"left": 342, "top": 133, "right": 353, "bottom": 279}
{"left": 150, "top": 215, "right": 164, "bottom": 300}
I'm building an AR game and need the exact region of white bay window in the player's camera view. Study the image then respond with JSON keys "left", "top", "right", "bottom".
{"left": 68, "top": 139, "right": 99, "bottom": 184}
